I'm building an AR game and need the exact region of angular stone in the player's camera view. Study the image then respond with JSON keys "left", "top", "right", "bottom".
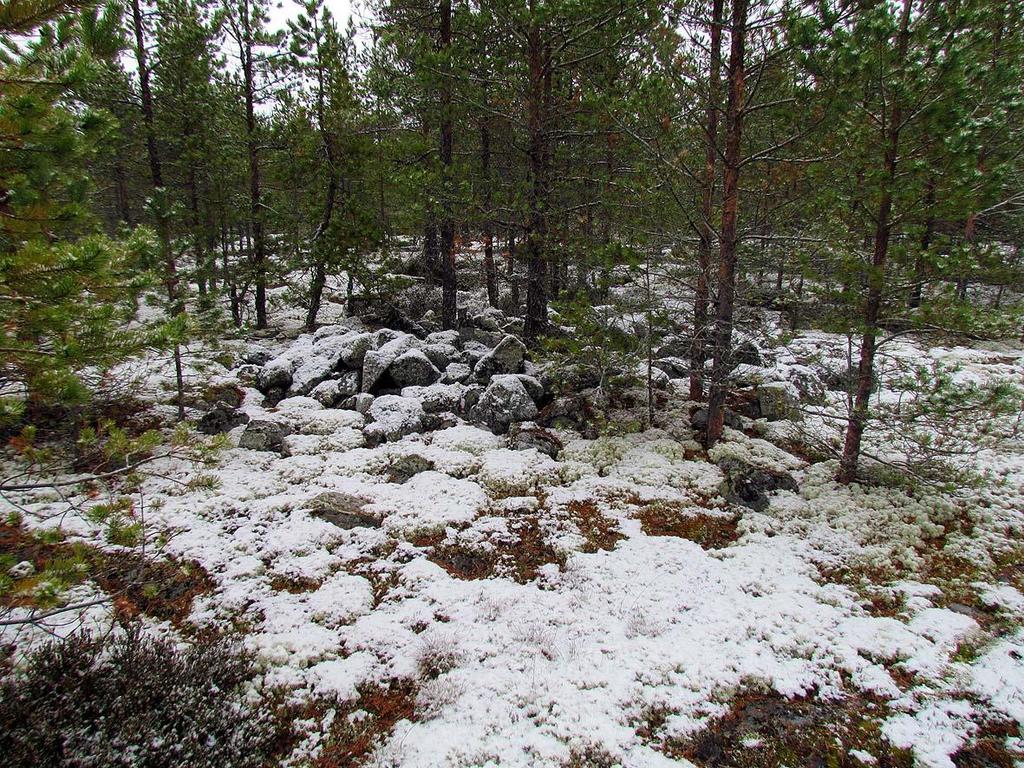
{"left": 238, "top": 420, "right": 292, "bottom": 453}
{"left": 388, "top": 349, "right": 441, "bottom": 388}
{"left": 305, "top": 491, "right": 381, "bottom": 529}
{"left": 197, "top": 403, "right": 250, "bottom": 435}
{"left": 473, "top": 335, "right": 528, "bottom": 381}
{"left": 469, "top": 374, "right": 538, "bottom": 433}
{"left": 386, "top": 453, "right": 435, "bottom": 484}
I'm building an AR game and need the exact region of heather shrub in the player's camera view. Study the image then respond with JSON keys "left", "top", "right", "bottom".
{"left": 0, "top": 629, "right": 282, "bottom": 768}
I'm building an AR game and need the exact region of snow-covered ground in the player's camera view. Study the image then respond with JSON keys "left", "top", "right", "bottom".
{"left": 2, "top": 287, "right": 1023, "bottom": 767}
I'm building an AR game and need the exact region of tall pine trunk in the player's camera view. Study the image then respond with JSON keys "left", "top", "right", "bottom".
{"left": 130, "top": 0, "right": 185, "bottom": 421}
{"left": 690, "top": 0, "right": 724, "bottom": 402}
{"left": 439, "top": 0, "right": 457, "bottom": 329}
{"left": 836, "top": 0, "right": 912, "bottom": 484}
{"left": 481, "top": 116, "right": 498, "bottom": 307}
{"left": 523, "top": 18, "right": 549, "bottom": 345}
{"left": 704, "top": 0, "right": 748, "bottom": 447}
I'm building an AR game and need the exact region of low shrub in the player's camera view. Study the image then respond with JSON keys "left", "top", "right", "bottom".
{"left": 0, "top": 628, "right": 284, "bottom": 768}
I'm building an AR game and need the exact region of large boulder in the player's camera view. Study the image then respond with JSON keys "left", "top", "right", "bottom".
{"left": 364, "top": 395, "right": 424, "bottom": 445}
{"left": 473, "top": 335, "right": 527, "bottom": 381}
{"left": 508, "top": 424, "right": 562, "bottom": 459}
{"left": 238, "top": 420, "right": 292, "bottom": 453}
{"left": 386, "top": 453, "right": 435, "bottom": 484}
{"left": 388, "top": 349, "right": 441, "bottom": 388}
{"left": 336, "top": 332, "right": 375, "bottom": 370}
{"left": 756, "top": 382, "right": 800, "bottom": 421}
{"left": 340, "top": 392, "right": 374, "bottom": 414}
{"left": 197, "top": 403, "right": 249, "bottom": 435}
{"left": 690, "top": 407, "right": 744, "bottom": 432}
{"left": 362, "top": 335, "right": 417, "bottom": 393}
{"left": 310, "top": 372, "right": 360, "bottom": 407}
{"left": 256, "top": 358, "right": 293, "bottom": 397}
{"left": 469, "top": 375, "right": 538, "bottom": 433}
{"left": 717, "top": 457, "right": 798, "bottom": 512}
{"left": 305, "top": 491, "right": 381, "bottom": 529}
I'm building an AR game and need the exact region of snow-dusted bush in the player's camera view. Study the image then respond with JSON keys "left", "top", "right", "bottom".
{"left": 0, "top": 629, "right": 283, "bottom": 768}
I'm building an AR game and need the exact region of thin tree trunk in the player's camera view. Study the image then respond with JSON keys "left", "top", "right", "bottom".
{"left": 130, "top": 0, "right": 184, "bottom": 421}
{"left": 481, "top": 117, "right": 498, "bottom": 307}
{"left": 704, "top": 0, "right": 748, "bottom": 447}
{"left": 837, "top": 0, "right": 912, "bottom": 484}
{"left": 236, "top": 0, "right": 268, "bottom": 329}
{"left": 439, "top": 0, "right": 457, "bottom": 329}
{"left": 690, "top": 0, "right": 724, "bottom": 402}
{"left": 306, "top": 45, "right": 340, "bottom": 332}
{"left": 523, "top": 18, "right": 549, "bottom": 345}
{"left": 910, "top": 176, "right": 935, "bottom": 309}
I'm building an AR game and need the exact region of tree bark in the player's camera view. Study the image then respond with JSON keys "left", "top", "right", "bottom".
{"left": 523, "top": 18, "right": 550, "bottom": 346}
{"left": 689, "top": 0, "right": 724, "bottom": 402}
{"left": 909, "top": 176, "right": 935, "bottom": 309}
{"left": 704, "top": 0, "right": 748, "bottom": 447}
{"left": 836, "top": 0, "right": 912, "bottom": 484}
{"left": 481, "top": 117, "right": 498, "bottom": 307}
{"left": 130, "top": 0, "right": 185, "bottom": 421}
{"left": 237, "top": 0, "right": 268, "bottom": 329}
{"left": 439, "top": 0, "right": 457, "bottom": 329}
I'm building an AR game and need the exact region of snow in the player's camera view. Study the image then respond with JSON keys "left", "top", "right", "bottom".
{"left": 3, "top": 320, "right": 1023, "bottom": 767}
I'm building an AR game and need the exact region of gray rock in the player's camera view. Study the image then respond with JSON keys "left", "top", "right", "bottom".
{"left": 340, "top": 392, "right": 374, "bottom": 414}
{"left": 239, "top": 420, "right": 292, "bottom": 453}
{"left": 470, "top": 374, "right": 538, "bottom": 433}
{"left": 336, "top": 332, "right": 375, "bottom": 369}
{"left": 197, "top": 403, "right": 250, "bottom": 435}
{"left": 717, "top": 457, "right": 799, "bottom": 512}
{"left": 442, "top": 362, "right": 472, "bottom": 384}
{"left": 8, "top": 560, "right": 35, "bottom": 579}
{"left": 508, "top": 425, "right": 562, "bottom": 459}
{"left": 514, "top": 374, "right": 545, "bottom": 403}
{"left": 389, "top": 349, "right": 441, "bottom": 388}
{"left": 256, "top": 360, "right": 293, "bottom": 395}
{"left": 473, "top": 335, "right": 528, "bottom": 381}
{"left": 310, "top": 372, "right": 360, "bottom": 407}
{"left": 364, "top": 394, "right": 424, "bottom": 445}
{"left": 421, "top": 343, "right": 461, "bottom": 371}
{"left": 387, "top": 453, "right": 435, "bottom": 483}
{"left": 305, "top": 491, "right": 381, "bottom": 529}
{"left": 756, "top": 383, "right": 799, "bottom": 421}
{"left": 690, "top": 407, "right": 744, "bottom": 431}
{"left": 362, "top": 335, "right": 417, "bottom": 393}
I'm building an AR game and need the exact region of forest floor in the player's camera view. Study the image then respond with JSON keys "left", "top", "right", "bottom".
{"left": 2, "top": 281, "right": 1023, "bottom": 768}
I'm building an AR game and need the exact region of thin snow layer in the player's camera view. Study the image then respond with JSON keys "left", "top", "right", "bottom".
{"left": 6, "top": 331, "right": 1023, "bottom": 767}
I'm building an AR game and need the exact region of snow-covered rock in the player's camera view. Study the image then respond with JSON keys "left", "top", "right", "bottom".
{"left": 470, "top": 374, "right": 538, "bottom": 433}
{"left": 364, "top": 394, "right": 425, "bottom": 445}
{"left": 388, "top": 349, "right": 441, "bottom": 388}
{"left": 473, "top": 334, "right": 527, "bottom": 381}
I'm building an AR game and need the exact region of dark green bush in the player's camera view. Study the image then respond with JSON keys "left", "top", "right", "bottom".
{"left": 0, "top": 629, "right": 282, "bottom": 768}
